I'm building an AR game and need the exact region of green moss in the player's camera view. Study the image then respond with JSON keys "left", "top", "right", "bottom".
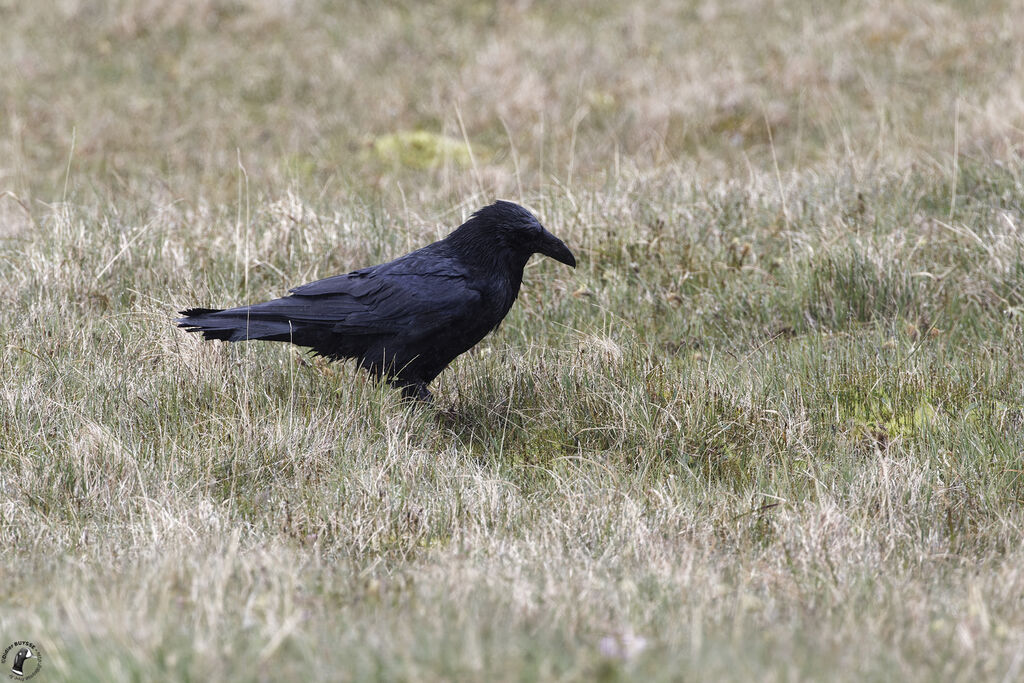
{"left": 370, "top": 130, "right": 475, "bottom": 170}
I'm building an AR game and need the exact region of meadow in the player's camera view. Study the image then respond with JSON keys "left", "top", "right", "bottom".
{"left": 2, "top": 1, "right": 1024, "bottom": 680}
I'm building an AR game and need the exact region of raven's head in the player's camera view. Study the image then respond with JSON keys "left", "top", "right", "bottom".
{"left": 466, "top": 200, "right": 577, "bottom": 268}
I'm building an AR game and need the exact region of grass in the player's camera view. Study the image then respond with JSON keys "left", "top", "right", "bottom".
{"left": 2, "top": 0, "right": 1024, "bottom": 680}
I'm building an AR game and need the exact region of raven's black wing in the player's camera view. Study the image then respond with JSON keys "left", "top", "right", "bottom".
{"left": 178, "top": 247, "right": 483, "bottom": 352}
{"left": 286, "top": 249, "right": 482, "bottom": 335}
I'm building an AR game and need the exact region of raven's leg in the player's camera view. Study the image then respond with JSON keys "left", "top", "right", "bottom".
{"left": 399, "top": 381, "right": 433, "bottom": 402}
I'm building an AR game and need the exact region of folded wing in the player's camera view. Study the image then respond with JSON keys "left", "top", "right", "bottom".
{"left": 177, "top": 250, "right": 483, "bottom": 362}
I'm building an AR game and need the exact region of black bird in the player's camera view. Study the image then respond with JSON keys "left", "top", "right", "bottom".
{"left": 177, "top": 200, "right": 576, "bottom": 401}
{"left": 11, "top": 647, "right": 33, "bottom": 677}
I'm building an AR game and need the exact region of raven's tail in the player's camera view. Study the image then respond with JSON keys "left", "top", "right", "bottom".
{"left": 176, "top": 304, "right": 306, "bottom": 343}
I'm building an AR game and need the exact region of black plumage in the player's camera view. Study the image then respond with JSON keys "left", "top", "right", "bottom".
{"left": 176, "top": 200, "right": 576, "bottom": 400}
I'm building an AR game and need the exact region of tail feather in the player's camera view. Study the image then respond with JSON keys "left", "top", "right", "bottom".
{"left": 176, "top": 296, "right": 373, "bottom": 360}
{"left": 179, "top": 307, "right": 222, "bottom": 317}
{"left": 176, "top": 305, "right": 305, "bottom": 343}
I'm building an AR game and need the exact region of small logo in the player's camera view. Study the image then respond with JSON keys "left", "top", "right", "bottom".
{"left": 1, "top": 641, "right": 42, "bottom": 680}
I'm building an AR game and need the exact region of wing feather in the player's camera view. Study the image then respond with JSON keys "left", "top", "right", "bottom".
{"left": 280, "top": 245, "right": 481, "bottom": 337}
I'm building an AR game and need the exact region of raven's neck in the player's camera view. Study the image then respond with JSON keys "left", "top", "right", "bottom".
{"left": 444, "top": 221, "right": 530, "bottom": 283}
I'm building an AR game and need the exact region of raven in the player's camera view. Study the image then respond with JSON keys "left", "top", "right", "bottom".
{"left": 177, "top": 200, "right": 576, "bottom": 400}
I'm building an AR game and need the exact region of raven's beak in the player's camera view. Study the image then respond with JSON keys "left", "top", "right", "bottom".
{"left": 538, "top": 229, "right": 577, "bottom": 268}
